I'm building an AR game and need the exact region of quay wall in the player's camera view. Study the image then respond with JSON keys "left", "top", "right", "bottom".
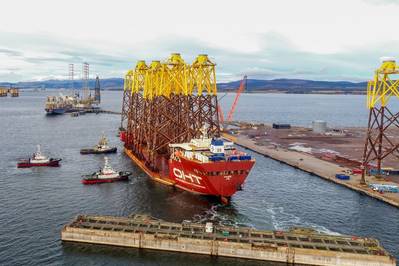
{"left": 222, "top": 133, "right": 399, "bottom": 208}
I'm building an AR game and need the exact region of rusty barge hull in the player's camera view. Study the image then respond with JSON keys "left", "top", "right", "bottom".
{"left": 61, "top": 214, "right": 396, "bottom": 266}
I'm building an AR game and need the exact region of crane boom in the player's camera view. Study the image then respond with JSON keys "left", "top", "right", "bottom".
{"left": 227, "top": 75, "right": 247, "bottom": 122}
{"left": 217, "top": 104, "right": 224, "bottom": 124}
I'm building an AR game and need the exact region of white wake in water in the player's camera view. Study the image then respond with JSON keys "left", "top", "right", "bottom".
{"left": 186, "top": 202, "right": 341, "bottom": 237}
{"left": 263, "top": 201, "right": 341, "bottom": 235}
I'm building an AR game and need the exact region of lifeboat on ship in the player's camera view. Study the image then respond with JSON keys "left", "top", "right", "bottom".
{"left": 17, "top": 145, "right": 61, "bottom": 168}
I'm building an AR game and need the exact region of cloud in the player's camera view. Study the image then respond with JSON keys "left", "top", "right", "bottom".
{"left": 0, "top": 0, "right": 399, "bottom": 82}
{"left": 0, "top": 48, "right": 23, "bottom": 57}
{"left": 363, "top": 0, "right": 399, "bottom": 5}
{"left": 0, "top": 26, "right": 398, "bottom": 83}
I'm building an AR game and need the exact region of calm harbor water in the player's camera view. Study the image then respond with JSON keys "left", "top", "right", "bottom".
{"left": 0, "top": 91, "right": 398, "bottom": 265}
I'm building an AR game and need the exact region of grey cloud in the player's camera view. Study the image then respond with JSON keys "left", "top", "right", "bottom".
{"left": 20, "top": 49, "right": 130, "bottom": 66}
{"left": 0, "top": 71, "right": 24, "bottom": 81}
{"left": 1, "top": 31, "right": 398, "bottom": 82}
{"left": 5, "top": 67, "right": 20, "bottom": 71}
{"left": 0, "top": 48, "right": 23, "bottom": 57}
{"left": 0, "top": 31, "right": 131, "bottom": 66}
{"left": 24, "top": 56, "right": 71, "bottom": 64}
{"left": 59, "top": 50, "right": 129, "bottom": 66}
{"left": 240, "top": 67, "right": 286, "bottom": 78}
{"left": 363, "top": 0, "right": 399, "bottom": 5}
{"left": 292, "top": 67, "right": 330, "bottom": 75}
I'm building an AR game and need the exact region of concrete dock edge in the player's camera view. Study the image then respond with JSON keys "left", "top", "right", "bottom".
{"left": 222, "top": 133, "right": 399, "bottom": 208}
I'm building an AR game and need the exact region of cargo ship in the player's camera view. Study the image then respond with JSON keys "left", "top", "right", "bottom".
{"left": 120, "top": 53, "right": 255, "bottom": 203}
{"left": 45, "top": 76, "right": 101, "bottom": 115}
{"left": 122, "top": 129, "right": 255, "bottom": 202}
{"left": 45, "top": 95, "right": 77, "bottom": 115}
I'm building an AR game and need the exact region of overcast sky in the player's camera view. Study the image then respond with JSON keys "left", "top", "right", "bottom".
{"left": 1, "top": 0, "right": 398, "bottom": 82}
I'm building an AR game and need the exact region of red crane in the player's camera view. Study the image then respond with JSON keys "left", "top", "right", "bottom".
{"left": 217, "top": 104, "right": 225, "bottom": 124}
{"left": 218, "top": 75, "right": 247, "bottom": 124}
{"left": 225, "top": 75, "right": 247, "bottom": 122}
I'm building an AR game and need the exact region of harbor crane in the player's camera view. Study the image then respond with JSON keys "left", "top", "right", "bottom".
{"left": 218, "top": 75, "right": 247, "bottom": 124}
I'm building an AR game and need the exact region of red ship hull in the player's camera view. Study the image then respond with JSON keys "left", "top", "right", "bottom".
{"left": 119, "top": 131, "right": 127, "bottom": 142}
{"left": 169, "top": 156, "right": 255, "bottom": 197}
{"left": 17, "top": 159, "right": 61, "bottom": 168}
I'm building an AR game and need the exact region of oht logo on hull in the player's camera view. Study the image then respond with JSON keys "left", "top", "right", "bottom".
{"left": 173, "top": 168, "right": 202, "bottom": 185}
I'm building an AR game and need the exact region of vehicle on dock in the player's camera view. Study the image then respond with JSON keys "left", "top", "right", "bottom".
{"left": 80, "top": 134, "right": 117, "bottom": 154}
{"left": 81, "top": 157, "right": 131, "bottom": 184}
{"left": 169, "top": 128, "right": 255, "bottom": 202}
{"left": 17, "top": 145, "right": 61, "bottom": 168}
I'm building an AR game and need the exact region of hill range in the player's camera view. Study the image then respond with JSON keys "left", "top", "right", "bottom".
{"left": 0, "top": 78, "right": 368, "bottom": 94}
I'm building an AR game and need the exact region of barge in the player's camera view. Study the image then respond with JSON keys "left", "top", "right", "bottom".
{"left": 61, "top": 214, "right": 396, "bottom": 266}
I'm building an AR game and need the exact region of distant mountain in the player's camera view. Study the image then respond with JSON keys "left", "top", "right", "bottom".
{"left": 218, "top": 79, "right": 368, "bottom": 93}
{"left": 0, "top": 78, "right": 368, "bottom": 93}
{"left": 0, "top": 78, "right": 124, "bottom": 90}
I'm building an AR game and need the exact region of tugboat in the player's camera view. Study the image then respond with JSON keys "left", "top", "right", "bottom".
{"left": 17, "top": 145, "right": 61, "bottom": 168}
{"left": 80, "top": 134, "right": 117, "bottom": 154}
{"left": 81, "top": 157, "right": 132, "bottom": 184}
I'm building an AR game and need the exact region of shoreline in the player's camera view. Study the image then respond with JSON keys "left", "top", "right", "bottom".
{"left": 16, "top": 88, "right": 367, "bottom": 95}
{"left": 222, "top": 133, "right": 399, "bottom": 208}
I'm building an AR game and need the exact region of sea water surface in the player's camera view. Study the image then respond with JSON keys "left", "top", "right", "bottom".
{"left": 0, "top": 91, "right": 398, "bottom": 265}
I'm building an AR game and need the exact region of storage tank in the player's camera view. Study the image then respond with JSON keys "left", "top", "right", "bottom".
{"left": 312, "top": 120, "right": 327, "bottom": 133}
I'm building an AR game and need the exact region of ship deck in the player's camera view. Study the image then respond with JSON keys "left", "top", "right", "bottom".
{"left": 124, "top": 148, "right": 174, "bottom": 186}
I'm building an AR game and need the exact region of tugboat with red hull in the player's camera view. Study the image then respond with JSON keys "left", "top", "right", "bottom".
{"left": 17, "top": 145, "right": 61, "bottom": 168}
{"left": 81, "top": 157, "right": 131, "bottom": 185}
{"left": 169, "top": 129, "right": 255, "bottom": 202}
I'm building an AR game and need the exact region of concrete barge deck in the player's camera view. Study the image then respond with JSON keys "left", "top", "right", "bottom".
{"left": 61, "top": 214, "right": 396, "bottom": 266}
{"left": 222, "top": 133, "right": 399, "bottom": 208}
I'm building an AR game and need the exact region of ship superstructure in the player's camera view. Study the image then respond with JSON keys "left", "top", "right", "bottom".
{"left": 169, "top": 129, "right": 255, "bottom": 197}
